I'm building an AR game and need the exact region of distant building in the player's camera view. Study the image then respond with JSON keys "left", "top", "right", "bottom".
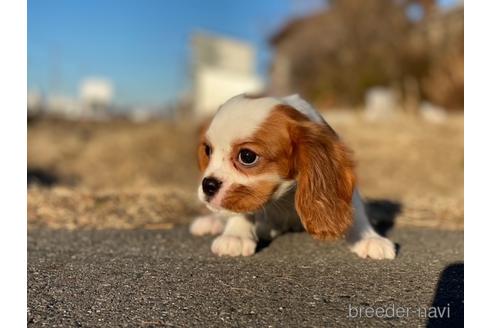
{"left": 46, "top": 95, "right": 81, "bottom": 118}
{"left": 27, "top": 89, "right": 44, "bottom": 115}
{"left": 34, "top": 78, "right": 114, "bottom": 120}
{"left": 364, "top": 87, "right": 401, "bottom": 121}
{"left": 79, "top": 78, "right": 114, "bottom": 117}
{"left": 191, "top": 32, "right": 263, "bottom": 117}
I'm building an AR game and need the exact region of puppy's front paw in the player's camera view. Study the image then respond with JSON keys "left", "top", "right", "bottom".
{"left": 190, "top": 215, "right": 225, "bottom": 236}
{"left": 211, "top": 235, "right": 257, "bottom": 257}
{"left": 350, "top": 236, "right": 396, "bottom": 260}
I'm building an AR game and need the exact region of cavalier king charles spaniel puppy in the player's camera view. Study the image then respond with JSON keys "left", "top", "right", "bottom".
{"left": 190, "top": 93, "right": 396, "bottom": 260}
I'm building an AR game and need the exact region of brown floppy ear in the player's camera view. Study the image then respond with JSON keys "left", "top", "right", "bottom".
{"left": 291, "top": 121, "right": 356, "bottom": 240}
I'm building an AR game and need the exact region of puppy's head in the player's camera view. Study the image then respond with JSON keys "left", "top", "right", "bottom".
{"left": 197, "top": 94, "right": 356, "bottom": 239}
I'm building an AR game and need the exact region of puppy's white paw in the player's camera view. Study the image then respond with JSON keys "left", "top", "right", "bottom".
{"left": 189, "top": 215, "right": 225, "bottom": 236}
{"left": 211, "top": 235, "right": 257, "bottom": 257}
{"left": 350, "top": 236, "right": 396, "bottom": 260}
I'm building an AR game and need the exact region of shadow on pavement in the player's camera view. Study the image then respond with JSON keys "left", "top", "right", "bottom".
{"left": 255, "top": 198, "right": 403, "bottom": 254}
{"left": 255, "top": 239, "right": 273, "bottom": 253}
{"left": 427, "top": 263, "right": 464, "bottom": 328}
{"left": 365, "top": 199, "right": 402, "bottom": 236}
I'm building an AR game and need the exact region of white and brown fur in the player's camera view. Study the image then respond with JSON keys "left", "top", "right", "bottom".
{"left": 190, "top": 94, "right": 396, "bottom": 259}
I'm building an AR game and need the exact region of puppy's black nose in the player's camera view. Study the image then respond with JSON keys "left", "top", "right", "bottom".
{"left": 202, "top": 177, "right": 222, "bottom": 197}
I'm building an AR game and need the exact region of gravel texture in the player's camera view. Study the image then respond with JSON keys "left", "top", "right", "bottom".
{"left": 28, "top": 227, "right": 463, "bottom": 327}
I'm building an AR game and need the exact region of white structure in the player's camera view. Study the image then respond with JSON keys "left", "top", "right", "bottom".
{"left": 33, "top": 78, "right": 114, "bottom": 119}
{"left": 192, "top": 33, "right": 263, "bottom": 117}
{"left": 27, "top": 89, "right": 44, "bottom": 114}
{"left": 420, "top": 101, "right": 448, "bottom": 124}
{"left": 79, "top": 78, "right": 114, "bottom": 116}
{"left": 364, "top": 87, "right": 401, "bottom": 121}
{"left": 46, "top": 95, "right": 82, "bottom": 118}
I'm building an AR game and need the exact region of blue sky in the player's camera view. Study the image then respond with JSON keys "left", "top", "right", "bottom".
{"left": 28, "top": 0, "right": 458, "bottom": 107}
{"left": 28, "top": 0, "right": 327, "bottom": 106}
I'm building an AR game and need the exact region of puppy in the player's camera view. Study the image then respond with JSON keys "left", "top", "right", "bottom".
{"left": 190, "top": 94, "right": 395, "bottom": 260}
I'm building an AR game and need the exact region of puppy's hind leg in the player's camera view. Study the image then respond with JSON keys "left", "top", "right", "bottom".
{"left": 189, "top": 213, "right": 226, "bottom": 236}
{"left": 346, "top": 189, "right": 396, "bottom": 260}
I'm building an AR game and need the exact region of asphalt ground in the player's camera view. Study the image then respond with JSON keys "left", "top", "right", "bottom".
{"left": 27, "top": 227, "right": 463, "bottom": 327}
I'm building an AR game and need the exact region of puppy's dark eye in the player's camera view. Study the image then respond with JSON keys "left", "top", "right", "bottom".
{"left": 238, "top": 148, "right": 259, "bottom": 166}
{"left": 204, "top": 144, "right": 212, "bottom": 157}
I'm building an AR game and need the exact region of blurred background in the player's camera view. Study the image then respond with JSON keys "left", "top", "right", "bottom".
{"left": 27, "top": 0, "right": 463, "bottom": 231}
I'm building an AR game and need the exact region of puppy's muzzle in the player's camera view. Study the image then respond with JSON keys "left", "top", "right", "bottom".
{"left": 202, "top": 176, "right": 222, "bottom": 198}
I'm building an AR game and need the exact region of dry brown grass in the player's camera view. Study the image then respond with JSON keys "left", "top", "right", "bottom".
{"left": 27, "top": 113, "right": 463, "bottom": 230}
{"left": 330, "top": 112, "right": 463, "bottom": 229}
{"left": 28, "top": 119, "right": 199, "bottom": 190}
